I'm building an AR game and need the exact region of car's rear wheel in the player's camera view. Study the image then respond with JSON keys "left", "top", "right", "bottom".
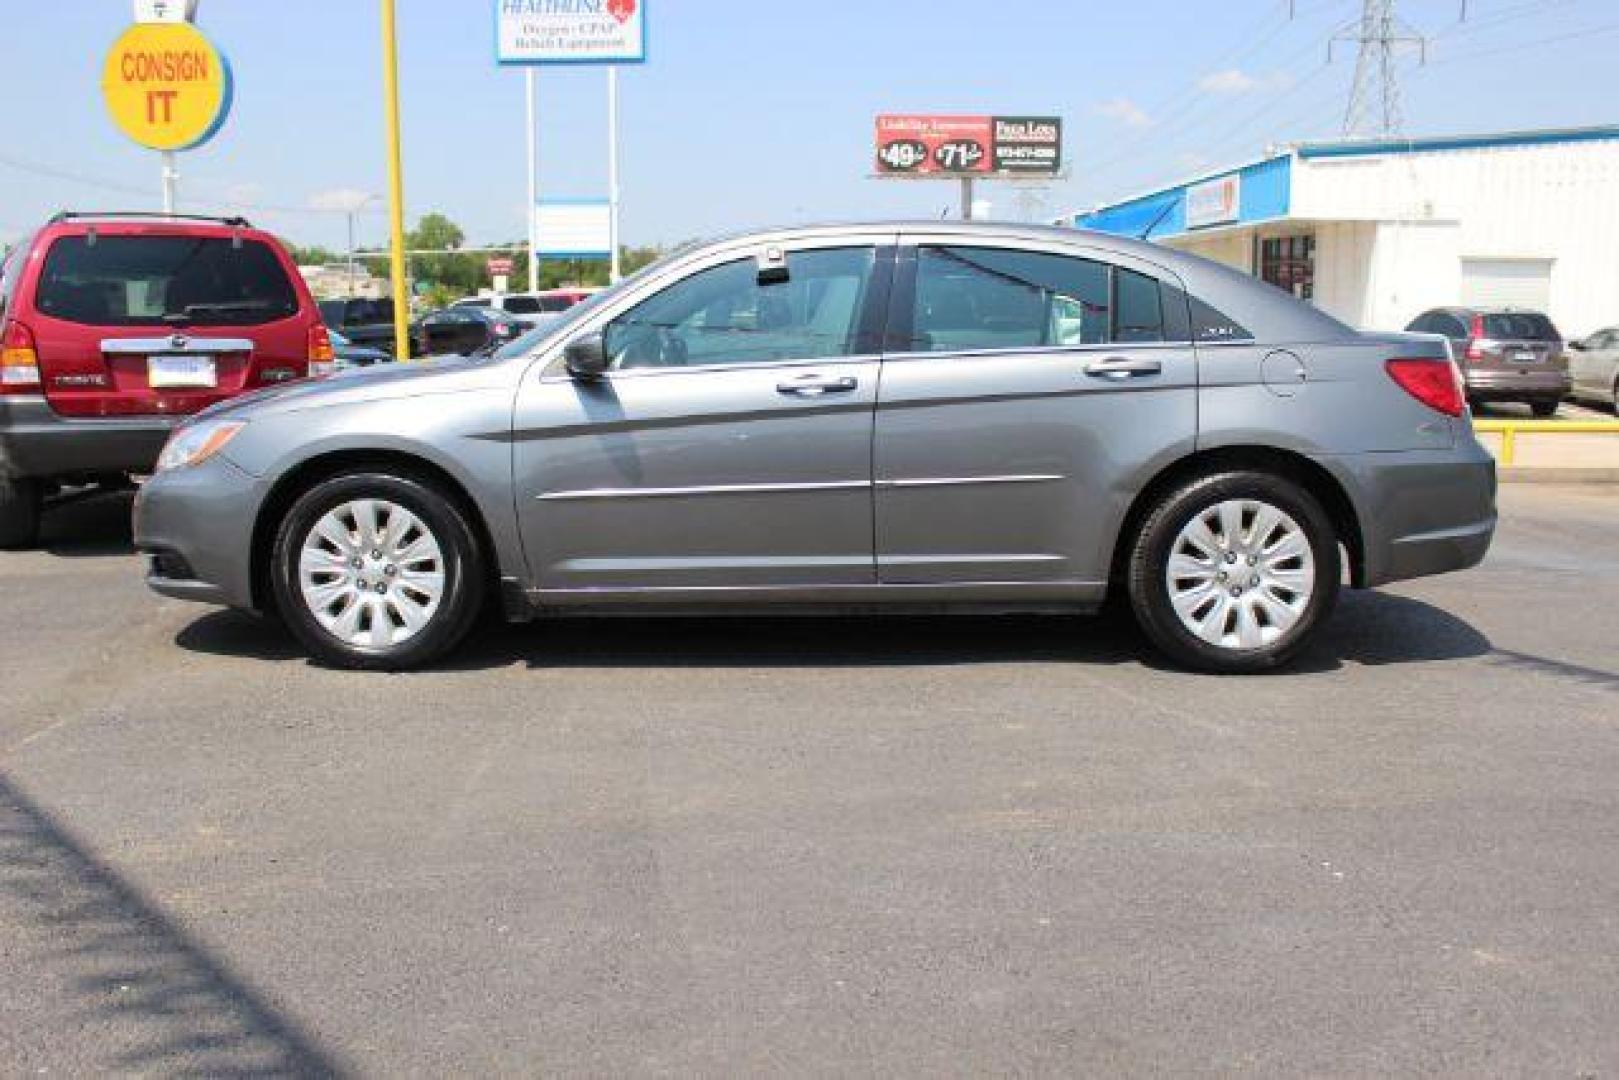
{"left": 0, "top": 477, "right": 42, "bottom": 550}
{"left": 1530, "top": 399, "right": 1559, "bottom": 418}
{"left": 270, "top": 472, "right": 484, "bottom": 670}
{"left": 1127, "top": 471, "right": 1340, "bottom": 674}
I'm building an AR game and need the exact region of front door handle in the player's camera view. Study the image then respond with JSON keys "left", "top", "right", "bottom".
{"left": 1084, "top": 357, "right": 1163, "bottom": 380}
{"left": 777, "top": 374, "right": 858, "bottom": 396}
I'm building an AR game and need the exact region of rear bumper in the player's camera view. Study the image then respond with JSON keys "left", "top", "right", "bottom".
{"left": 1463, "top": 368, "right": 1570, "bottom": 399}
{"left": 0, "top": 395, "right": 177, "bottom": 481}
{"left": 133, "top": 453, "right": 267, "bottom": 611}
{"left": 1316, "top": 435, "right": 1497, "bottom": 589}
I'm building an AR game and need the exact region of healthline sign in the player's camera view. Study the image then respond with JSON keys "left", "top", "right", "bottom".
{"left": 496, "top": 0, "right": 647, "bottom": 65}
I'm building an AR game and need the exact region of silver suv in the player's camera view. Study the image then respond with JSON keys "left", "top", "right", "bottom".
{"left": 134, "top": 223, "right": 1497, "bottom": 673}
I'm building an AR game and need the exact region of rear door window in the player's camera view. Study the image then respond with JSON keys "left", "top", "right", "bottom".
{"left": 1483, "top": 313, "right": 1559, "bottom": 341}
{"left": 36, "top": 234, "right": 299, "bottom": 327}
{"left": 909, "top": 246, "right": 1112, "bottom": 351}
{"left": 503, "top": 296, "right": 541, "bottom": 314}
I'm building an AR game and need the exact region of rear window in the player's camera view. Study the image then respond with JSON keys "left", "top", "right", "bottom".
{"left": 1482, "top": 313, "right": 1559, "bottom": 341}
{"left": 36, "top": 235, "right": 299, "bottom": 327}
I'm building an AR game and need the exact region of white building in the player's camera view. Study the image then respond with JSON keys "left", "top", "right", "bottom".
{"left": 1062, "top": 125, "right": 1619, "bottom": 337}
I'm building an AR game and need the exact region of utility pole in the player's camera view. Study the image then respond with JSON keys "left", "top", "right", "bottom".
{"left": 1331, "top": 0, "right": 1428, "bottom": 137}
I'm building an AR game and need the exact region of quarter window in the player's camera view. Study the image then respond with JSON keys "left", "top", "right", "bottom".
{"left": 604, "top": 246, "right": 875, "bottom": 370}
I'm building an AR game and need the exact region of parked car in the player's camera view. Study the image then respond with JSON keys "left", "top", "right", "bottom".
{"left": 319, "top": 297, "right": 398, "bottom": 356}
{"left": 452, "top": 289, "right": 599, "bottom": 328}
{"left": 330, "top": 329, "right": 391, "bottom": 369}
{"left": 0, "top": 211, "right": 334, "bottom": 548}
{"left": 1567, "top": 327, "right": 1619, "bottom": 413}
{"left": 134, "top": 222, "right": 1495, "bottom": 673}
{"left": 1404, "top": 306, "right": 1570, "bottom": 415}
{"left": 410, "top": 305, "right": 525, "bottom": 357}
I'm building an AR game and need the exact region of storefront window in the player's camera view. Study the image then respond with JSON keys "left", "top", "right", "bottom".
{"left": 1260, "top": 235, "right": 1314, "bottom": 301}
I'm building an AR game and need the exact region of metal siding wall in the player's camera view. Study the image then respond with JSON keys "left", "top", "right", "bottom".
{"left": 1292, "top": 137, "right": 1619, "bottom": 335}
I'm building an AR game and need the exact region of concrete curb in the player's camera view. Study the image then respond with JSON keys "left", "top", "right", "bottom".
{"left": 1497, "top": 467, "right": 1619, "bottom": 484}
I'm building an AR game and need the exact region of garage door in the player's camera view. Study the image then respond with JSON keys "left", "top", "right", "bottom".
{"left": 1460, "top": 258, "right": 1553, "bottom": 311}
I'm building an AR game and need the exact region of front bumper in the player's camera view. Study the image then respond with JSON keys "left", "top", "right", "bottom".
{"left": 133, "top": 453, "right": 268, "bottom": 611}
{"left": 1463, "top": 368, "right": 1571, "bottom": 399}
{"left": 1317, "top": 434, "right": 1497, "bottom": 589}
{"left": 0, "top": 395, "right": 177, "bottom": 481}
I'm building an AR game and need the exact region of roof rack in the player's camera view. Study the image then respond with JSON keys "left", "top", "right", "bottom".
{"left": 48, "top": 211, "right": 253, "bottom": 228}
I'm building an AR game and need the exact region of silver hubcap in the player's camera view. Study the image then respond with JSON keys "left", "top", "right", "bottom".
{"left": 298, "top": 499, "right": 445, "bottom": 650}
{"left": 1165, "top": 498, "right": 1316, "bottom": 651}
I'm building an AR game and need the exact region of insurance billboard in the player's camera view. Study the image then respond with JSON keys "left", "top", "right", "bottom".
{"left": 875, "top": 115, "right": 1062, "bottom": 177}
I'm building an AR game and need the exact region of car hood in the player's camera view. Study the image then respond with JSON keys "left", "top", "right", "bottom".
{"left": 191, "top": 355, "right": 513, "bottom": 424}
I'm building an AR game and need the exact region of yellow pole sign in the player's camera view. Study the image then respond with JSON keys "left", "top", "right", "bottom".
{"left": 101, "top": 22, "right": 232, "bottom": 151}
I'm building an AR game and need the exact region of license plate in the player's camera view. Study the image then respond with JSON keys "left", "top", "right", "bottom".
{"left": 1510, "top": 350, "right": 1539, "bottom": 363}
{"left": 148, "top": 354, "right": 216, "bottom": 388}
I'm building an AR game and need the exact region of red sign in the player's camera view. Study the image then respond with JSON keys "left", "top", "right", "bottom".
{"left": 876, "top": 114, "right": 1063, "bottom": 177}
{"left": 876, "top": 115, "right": 992, "bottom": 175}
{"left": 486, "top": 257, "right": 514, "bottom": 276}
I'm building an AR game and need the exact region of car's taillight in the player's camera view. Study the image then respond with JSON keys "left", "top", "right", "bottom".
{"left": 307, "top": 323, "right": 337, "bottom": 378}
{"left": 1386, "top": 358, "right": 1465, "bottom": 417}
{"left": 0, "top": 319, "right": 41, "bottom": 392}
{"left": 1464, "top": 315, "right": 1485, "bottom": 362}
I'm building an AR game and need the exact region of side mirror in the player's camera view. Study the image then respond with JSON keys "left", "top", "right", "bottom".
{"left": 563, "top": 331, "right": 610, "bottom": 380}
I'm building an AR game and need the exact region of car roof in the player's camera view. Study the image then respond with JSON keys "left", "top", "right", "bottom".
{"left": 36, "top": 211, "right": 272, "bottom": 242}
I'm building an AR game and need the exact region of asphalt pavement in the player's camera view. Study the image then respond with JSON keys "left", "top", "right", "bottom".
{"left": 2, "top": 484, "right": 1617, "bottom": 1075}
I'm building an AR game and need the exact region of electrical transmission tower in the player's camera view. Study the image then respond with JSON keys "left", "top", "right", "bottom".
{"left": 1331, "top": 0, "right": 1428, "bottom": 137}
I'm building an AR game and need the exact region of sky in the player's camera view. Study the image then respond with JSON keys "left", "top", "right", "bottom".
{"left": 2, "top": 0, "right": 1616, "bottom": 253}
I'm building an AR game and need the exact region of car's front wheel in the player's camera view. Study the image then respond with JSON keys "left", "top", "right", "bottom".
{"left": 1126, "top": 471, "right": 1340, "bottom": 674}
{"left": 270, "top": 471, "right": 485, "bottom": 670}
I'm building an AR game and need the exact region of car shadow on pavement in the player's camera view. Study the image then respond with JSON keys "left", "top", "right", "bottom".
{"left": 175, "top": 589, "right": 1493, "bottom": 675}
{"left": 38, "top": 488, "right": 137, "bottom": 557}
{"left": 0, "top": 772, "right": 347, "bottom": 1076}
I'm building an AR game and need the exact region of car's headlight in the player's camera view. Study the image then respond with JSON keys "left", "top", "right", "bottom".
{"left": 155, "top": 420, "right": 247, "bottom": 472}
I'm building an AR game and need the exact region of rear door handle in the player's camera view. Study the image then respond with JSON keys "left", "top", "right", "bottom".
{"left": 1084, "top": 357, "right": 1163, "bottom": 380}
{"left": 777, "top": 374, "right": 858, "bottom": 396}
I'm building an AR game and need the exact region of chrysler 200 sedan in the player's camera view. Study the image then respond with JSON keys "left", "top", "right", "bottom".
{"left": 133, "top": 223, "right": 1496, "bottom": 673}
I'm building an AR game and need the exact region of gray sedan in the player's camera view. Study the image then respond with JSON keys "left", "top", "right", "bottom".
{"left": 134, "top": 223, "right": 1496, "bottom": 673}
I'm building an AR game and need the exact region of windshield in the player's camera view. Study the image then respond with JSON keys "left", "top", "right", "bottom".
{"left": 1483, "top": 313, "right": 1559, "bottom": 341}
{"left": 37, "top": 234, "right": 300, "bottom": 327}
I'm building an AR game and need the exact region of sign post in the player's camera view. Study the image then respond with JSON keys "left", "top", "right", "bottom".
{"left": 380, "top": 0, "right": 411, "bottom": 361}
{"left": 496, "top": 0, "right": 646, "bottom": 284}
{"left": 100, "top": 17, "right": 233, "bottom": 211}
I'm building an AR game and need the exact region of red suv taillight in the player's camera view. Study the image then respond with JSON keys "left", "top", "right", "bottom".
{"left": 0, "top": 319, "right": 41, "bottom": 392}
{"left": 1463, "top": 315, "right": 1485, "bottom": 362}
{"left": 307, "top": 323, "right": 337, "bottom": 378}
{"left": 1386, "top": 358, "right": 1465, "bottom": 417}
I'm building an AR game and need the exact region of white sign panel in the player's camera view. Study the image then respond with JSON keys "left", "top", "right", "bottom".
{"left": 133, "top": 0, "right": 198, "bottom": 21}
{"left": 1185, "top": 173, "right": 1242, "bottom": 229}
{"left": 496, "top": 0, "right": 647, "bottom": 65}
{"left": 536, "top": 200, "right": 612, "bottom": 258}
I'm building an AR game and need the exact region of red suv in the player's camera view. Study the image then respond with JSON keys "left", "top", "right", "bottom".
{"left": 0, "top": 212, "right": 335, "bottom": 547}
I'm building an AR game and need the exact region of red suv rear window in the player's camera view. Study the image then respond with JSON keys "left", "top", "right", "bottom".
{"left": 35, "top": 234, "right": 299, "bottom": 327}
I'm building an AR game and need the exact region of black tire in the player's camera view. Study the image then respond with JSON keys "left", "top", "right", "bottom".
{"left": 1126, "top": 471, "right": 1340, "bottom": 674}
{"left": 0, "top": 477, "right": 42, "bottom": 550}
{"left": 1529, "top": 399, "right": 1559, "bottom": 418}
{"left": 270, "top": 471, "right": 485, "bottom": 670}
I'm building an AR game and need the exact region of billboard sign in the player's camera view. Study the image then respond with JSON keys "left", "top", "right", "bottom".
{"left": 486, "top": 256, "right": 515, "bottom": 276}
{"left": 875, "top": 114, "right": 1061, "bottom": 177}
{"left": 496, "top": 0, "right": 647, "bottom": 65}
{"left": 1185, "top": 172, "right": 1242, "bottom": 229}
{"left": 536, "top": 199, "right": 611, "bottom": 259}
